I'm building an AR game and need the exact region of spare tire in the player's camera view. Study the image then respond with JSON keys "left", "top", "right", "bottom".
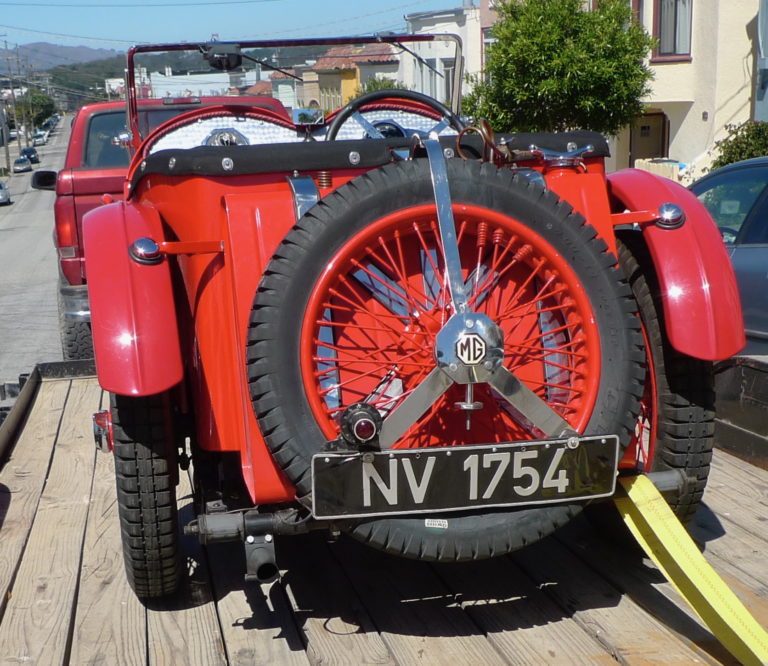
{"left": 247, "top": 158, "right": 644, "bottom": 561}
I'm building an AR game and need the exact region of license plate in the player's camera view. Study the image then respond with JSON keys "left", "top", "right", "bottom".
{"left": 311, "top": 435, "right": 619, "bottom": 519}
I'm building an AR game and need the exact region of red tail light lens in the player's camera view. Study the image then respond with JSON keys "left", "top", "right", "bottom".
{"left": 53, "top": 196, "right": 77, "bottom": 249}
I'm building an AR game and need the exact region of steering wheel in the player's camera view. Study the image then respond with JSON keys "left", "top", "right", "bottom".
{"left": 325, "top": 89, "right": 466, "bottom": 141}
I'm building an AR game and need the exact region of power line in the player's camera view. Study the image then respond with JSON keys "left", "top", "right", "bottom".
{"left": 0, "top": 0, "right": 280, "bottom": 5}
{"left": 243, "top": 3, "right": 422, "bottom": 37}
{"left": 0, "top": 22, "right": 135, "bottom": 45}
{"left": 0, "top": 1, "right": 423, "bottom": 46}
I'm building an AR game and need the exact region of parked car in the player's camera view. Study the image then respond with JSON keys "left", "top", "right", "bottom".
{"left": 12, "top": 156, "right": 32, "bottom": 173}
{"left": 690, "top": 157, "right": 768, "bottom": 355}
{"left": 83, "top": 35, "right": 744, "bottom": 600}
{"left": 20, "top": 147, "right": 39, "bottom": 164}
{"left": 32, "top": 132, "right": 47, "bottom": 146}
{"left": 31, "top": 95, "right": 294, "bottom": 361}
{"left": 0, "top": 181, "right": 11, "bottom": 205}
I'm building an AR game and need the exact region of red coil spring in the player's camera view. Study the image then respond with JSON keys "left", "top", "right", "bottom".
{"left": 476, "top": 222, "right": 488, "bottom": 248}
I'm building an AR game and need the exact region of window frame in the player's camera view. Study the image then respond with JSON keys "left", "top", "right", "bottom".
{"left": 652, "top": 0, "right": 693, "bottom": 63}
{"left": 691, "top": 165, "right": 768, "bottom": 245}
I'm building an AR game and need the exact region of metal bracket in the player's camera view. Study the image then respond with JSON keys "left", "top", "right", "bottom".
{"left": 423, "top": 137, "right": 469, "bottom": 314}
{"left": 528, "top": 143, "right": 594, "bottom": 170}
{"left": 243, "top": 534, "right": 278, "bottom": 584}
{"left": 287, "top": 173, "right": 321, "bottom": 221}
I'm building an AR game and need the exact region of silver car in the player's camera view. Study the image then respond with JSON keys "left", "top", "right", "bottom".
{"left": 690, "top": 157, "right": 768, "bottom": 355}
{"left": 12, "top": 156, "right": 32, "bottom": 173}
{"left": 0, "top": 181, "right": 11, "bottom": 205}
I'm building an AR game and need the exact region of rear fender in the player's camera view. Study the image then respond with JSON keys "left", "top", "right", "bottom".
{"left": 83, "top": 201, "right": 183, "bottom": 395}
{"left": 607, "top": 169, "right": 744, "bottom": 361}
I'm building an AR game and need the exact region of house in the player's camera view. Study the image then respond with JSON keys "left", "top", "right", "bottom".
{"left": 405, "top": 1, "right": 482, "bottom": 104}
{"left": 308, "top": 43, "right": 399, "bottom": 110}
{"left": 244, "top": 81, "right": 272, "bottom": 97}
{"left": 269, "top": 69, "right": 301, "bottom": 110}
{"left": 609, "top": 0, "right": 759, "bottom": 178}
{"left": 416, "top": 0, "right": 760, "bottom": 178}
{"left": 148, "top": 65, "right": 258, "bottom": 98}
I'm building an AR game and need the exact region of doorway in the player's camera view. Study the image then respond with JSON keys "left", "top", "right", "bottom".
{"left": 630, "top": 112, "right": 669, "bottom": 165}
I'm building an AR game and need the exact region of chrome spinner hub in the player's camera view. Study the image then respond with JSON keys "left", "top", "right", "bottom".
{"left": 434, "top": 313, "right": 504, "bottom": 384}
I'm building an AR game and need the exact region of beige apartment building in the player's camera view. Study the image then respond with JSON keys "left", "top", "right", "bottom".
{"left": 412, "top": 1, "right": 761, "bottom": 179}
{"left": 609, "top": 0, "right": 760, "bottom": 179}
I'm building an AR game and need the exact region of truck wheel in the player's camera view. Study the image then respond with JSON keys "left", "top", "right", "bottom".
{"left": 619, "top": 236, "right": 715, "bottom": 522}
{"left": 57, "top": 290, "right": 93, "bottom": 360}
{"left": 248, "top": 158, "right": 644, "bottom": 561}
{"left": 112, "top": 392, "right": 181, "bottom": 598}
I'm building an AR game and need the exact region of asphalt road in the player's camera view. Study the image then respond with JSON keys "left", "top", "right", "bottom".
{"left": 0, "top": 122, "right": 69, "bottom": 403}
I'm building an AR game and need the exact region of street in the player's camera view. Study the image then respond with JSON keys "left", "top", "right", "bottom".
{"left": 0, "top": 122, "right": 68, "bottom": 403}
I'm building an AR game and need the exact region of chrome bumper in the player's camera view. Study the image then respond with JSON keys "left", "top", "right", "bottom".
{"left": 59, "top": 284, "right": 90, "bottom": 322}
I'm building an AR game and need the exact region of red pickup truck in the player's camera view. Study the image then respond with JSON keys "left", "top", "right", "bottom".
{"left": 32, "top": 95, "right": 289, "bottom": 359}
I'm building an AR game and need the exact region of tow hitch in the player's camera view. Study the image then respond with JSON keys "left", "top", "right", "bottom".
{"left": 184, "top": 506, "right": 320, "bottom": 584}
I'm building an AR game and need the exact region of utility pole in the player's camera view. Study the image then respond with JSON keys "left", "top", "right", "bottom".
{"left": 0, "top": 103, "right": 10, "bottom": 175}
{"left": 24, "top": 56, "right": 34, "bottom": 138}
{"left": 15, "top": 47, "right": 28, "bottom": 147}
{"left": 0, "top": 34, "right": 9, "bottom": 174}
{"left": 4, "top": 41, "right": 21, "bottom": 153}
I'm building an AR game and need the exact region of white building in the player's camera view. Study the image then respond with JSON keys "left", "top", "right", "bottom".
{"left": 405, "top": 1, "right": 482, "bottom": 104}
{"left": 609, "top": 0, "right": 759, "bottom": 179}
{"left": 149, "top": 66, "right": 259, "bottom": 98}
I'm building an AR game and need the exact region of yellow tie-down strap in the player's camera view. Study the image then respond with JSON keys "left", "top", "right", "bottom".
{"left": 614, "top": 475, "right": 768, "bottom": 666}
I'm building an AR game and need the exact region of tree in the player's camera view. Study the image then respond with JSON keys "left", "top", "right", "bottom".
{"left": 709, "top": 121, "right": 768, "bottom": 170}
{"left": 354, "top": 77, "right": 409, "bottom": 98}
{"left": 21, "top": 90, "right": 56, "bottom": 127}
{"left": 463, "top": 0, "right": 655, "bottom": 135}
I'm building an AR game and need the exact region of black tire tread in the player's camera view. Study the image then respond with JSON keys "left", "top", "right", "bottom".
{"left": 617, "top": 235, "right": 714, "bottom": 523}
{"left": 57, "top": 290, "right": 93, "bottom": 360}
{"left": 248, "top": 159, "right": 644, "bottom": 561}
{"left": 112, "top": 393, "right": 181, "bottom": 598}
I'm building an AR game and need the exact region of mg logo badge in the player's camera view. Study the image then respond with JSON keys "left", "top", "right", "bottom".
{"left": 455, "top": 333, "right": 486, "bottom": 365}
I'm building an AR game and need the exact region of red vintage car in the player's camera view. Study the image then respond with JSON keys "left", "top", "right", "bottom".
{"left": 84, "top": 34, "right": 744, "bottom": 598}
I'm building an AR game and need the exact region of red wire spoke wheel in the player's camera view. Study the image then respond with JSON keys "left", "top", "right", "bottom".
{"left": 300, "top": 204, "right": 601, "bottom": 448}
{"left": 248, "top": 159, "right": 644, "bottom": 561}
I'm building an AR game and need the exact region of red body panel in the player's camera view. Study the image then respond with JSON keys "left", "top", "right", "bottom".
{"left": 56, "top": 97, "right": 288, "bottom": 290}
{"left": 544, "top": 161, "right": 616, "bottom": 255}
{"left": 607, "top": 169, "right": 745, "bottom": 361}
{"left": 129, "top": 172, "right": 358, "bottom": 502}
{"left": 83, "top": 201, "right": 184, "bottom": 395}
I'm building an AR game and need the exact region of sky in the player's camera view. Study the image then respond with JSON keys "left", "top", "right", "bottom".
{"left": 0, "top": 0, "right": 459, "bottom": 51}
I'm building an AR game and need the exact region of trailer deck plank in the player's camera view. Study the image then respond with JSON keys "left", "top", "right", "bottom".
{"left": 146, "top": 474, "right": 229, "bottom": 665}
{"left": 0, "top": 379, "right": 70, "bottom": 612}
{"left": 205, "top": 540, "right": 310, "bottom": 666}
{"left": 0, "top": 375, "right": 766, "bottom": 665}
{"left": 555, "top": 518, "right": 738, "bottom": 664}
{"left": 432, "top": 557, "right": 615, "bottom": 665}
{"left": 333, "top": 539, "right": 509, "bottom": 666}
{"left": 704, "top": 456, "right": 768, "bottom": 539}
{"left": 0, "top": 379, "right": 100, "bottom": 664}
{"left": 510, "top": 536, "right": 719, "bottom": 664}
{"left": 278, "top": 533, "right": 397, "bottom": 665}
{"left": 70, "top": 444, "right": 148, "bottom": 665}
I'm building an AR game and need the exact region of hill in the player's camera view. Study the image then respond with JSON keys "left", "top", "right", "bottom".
{"left": 0, "top": 42, "right": 122, "bottom": 73}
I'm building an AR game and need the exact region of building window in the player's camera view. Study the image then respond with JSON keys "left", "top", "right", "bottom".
{"left": 654, "top": 0, "right": 692, "bottom": 59}
{"left": 442, "top": 58, "right": 455, "bottom": 105}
